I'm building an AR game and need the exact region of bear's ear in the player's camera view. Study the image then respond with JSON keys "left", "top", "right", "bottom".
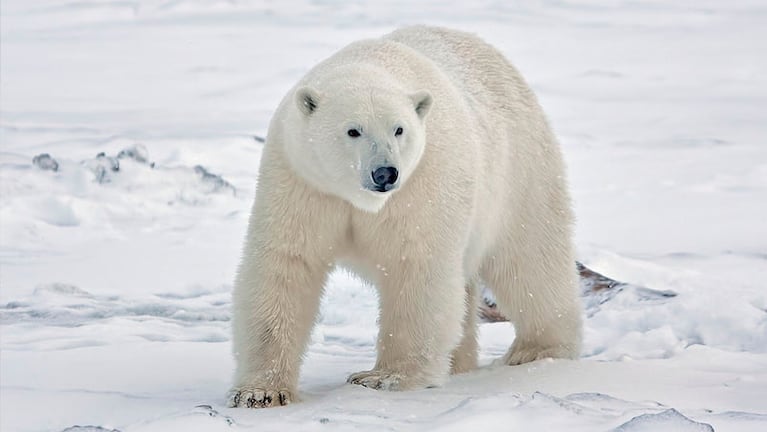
{"left": 410, "top": 90, "right": 433, "bottom": 120}
{"left": 295, "top": 86, "right": 320, "bottom": 116}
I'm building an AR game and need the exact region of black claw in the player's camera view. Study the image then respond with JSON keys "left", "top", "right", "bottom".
{"left": 232, "top": 392, "right": 241, "bottom": 407}
{"left": 278, "top": 392, "right": 287, "bottom": 405}
{"left": 263, "top": 395, "right": 272, "bottom": 406}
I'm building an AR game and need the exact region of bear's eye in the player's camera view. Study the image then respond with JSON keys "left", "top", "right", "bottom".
{"left": 347, "top": 129, "right": 361, "bottom": 138}
{"left": 395, "top": 127, "right": 404, "bottom": 136}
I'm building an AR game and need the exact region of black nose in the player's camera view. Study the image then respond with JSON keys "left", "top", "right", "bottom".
{"left": 371, "top": 166, "right": 399, "bottom": 188}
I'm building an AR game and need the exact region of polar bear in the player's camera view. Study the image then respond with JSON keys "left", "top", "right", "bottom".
{"left": 228, "top": 25, "right": 582, "bottom": 408}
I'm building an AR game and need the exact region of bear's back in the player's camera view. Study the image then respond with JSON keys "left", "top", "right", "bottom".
{"left": 384, "top": 26, "right": 533, "bottom": 115}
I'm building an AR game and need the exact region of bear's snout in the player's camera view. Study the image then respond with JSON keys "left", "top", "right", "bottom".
{"left": 371, "top": 166, "right": 399, "bottom": 192}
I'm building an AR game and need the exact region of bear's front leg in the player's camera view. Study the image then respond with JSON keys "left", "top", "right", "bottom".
{"left": 228, "top": 241, "right": 330, "bottom": 408}
{"left": 347, "top": 257, "right": 465, "bottom": 390}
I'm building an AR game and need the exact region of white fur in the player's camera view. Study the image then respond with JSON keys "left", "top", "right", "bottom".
{"left": 228, "top": 26, "right": 582, "bottom": 408}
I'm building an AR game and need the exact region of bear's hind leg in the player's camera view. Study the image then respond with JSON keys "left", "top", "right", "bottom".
{"left": 480, "top": 243, "right": 582, "bottom": 365}
{"left": 450, "top": 277, "right": 479, "bottom": 374}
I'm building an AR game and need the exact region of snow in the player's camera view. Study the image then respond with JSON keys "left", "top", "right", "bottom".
{"left": 1, "top": 1, "right": 766, "bottom": 431}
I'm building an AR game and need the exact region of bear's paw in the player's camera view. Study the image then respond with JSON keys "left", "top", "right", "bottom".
{"left": 227, "top": 387, "right": 293, "bottom": 408}
{"left": 347, "top": 370, "right": 407, "bottom": 391}
{"left": 500, "top": 341, "right": 579, "bottom": 366}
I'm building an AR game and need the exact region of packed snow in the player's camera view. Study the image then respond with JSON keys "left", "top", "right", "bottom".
{"left": 1, "top": 1, "right": 766, "bottom": 431}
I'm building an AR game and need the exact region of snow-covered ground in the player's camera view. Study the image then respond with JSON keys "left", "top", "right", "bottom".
{"left": 2, "top": 1, "right": 766, "bottom": 431}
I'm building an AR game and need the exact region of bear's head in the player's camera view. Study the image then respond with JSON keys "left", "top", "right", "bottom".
{"left": 284, "top": 80, "right": 432, "bottom": 213}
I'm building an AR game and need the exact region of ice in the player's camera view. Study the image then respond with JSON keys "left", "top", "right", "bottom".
{"left": 613, "top": 409, "right": 714, "bottom": 432}
{"left": 2, "top": 0, "right": 767, "bottom": 431}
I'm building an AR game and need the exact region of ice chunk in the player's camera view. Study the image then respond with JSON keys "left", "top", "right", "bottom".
{"left": 613, "top": 408, "right": 714, "bottom": 432}
{"left": 85, "top": 152, "right": 120, "bottom": 183}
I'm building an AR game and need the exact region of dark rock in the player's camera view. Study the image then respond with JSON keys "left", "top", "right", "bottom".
{"left": 194, "top": 165, "right": 236, "bottom": 195}
{"left": 478, "top": 262, "right": 677, "bottom": 322}
{"left": 32, "top": 153, "right": 59, "bottom": 171}
{"left": 117, "top": 144, "right": 150, "bottom": 164}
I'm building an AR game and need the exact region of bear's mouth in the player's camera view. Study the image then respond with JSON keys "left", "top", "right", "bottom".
{"left": 365, "top": 183, "right": 398, "bottom": 193}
